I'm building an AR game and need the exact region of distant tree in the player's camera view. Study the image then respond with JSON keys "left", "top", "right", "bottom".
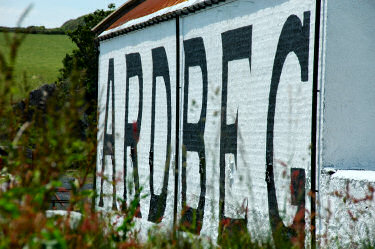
{"left": 108, "top": 3, "right": 116, "bottom": 10}
{"left": 61, "top": 16, "right": 86, "bottom": 32}
{"left": 59, "top": 7, "right": 114, "bottom": 121}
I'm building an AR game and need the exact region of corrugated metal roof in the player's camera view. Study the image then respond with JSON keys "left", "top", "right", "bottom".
{"left": 107, "top": 0, "right": 187, "bottom": 30}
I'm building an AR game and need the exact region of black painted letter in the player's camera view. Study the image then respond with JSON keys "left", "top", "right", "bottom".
{"left": 99, "top": 58, "right": 117, "bottom": 210}
{"left": 180, "top": 37, "right": 208, "bottom": 234}
{"left": 219, "top": 26, "right": 252, "bottom": 237}
{"left": 148, "top": 47, "right": 172, "bottom": 223}
{"left": 124, "top": 53, "right": 143, "bottom": 217}
{"left": 265, "top": 12, "right": 310, "bottom": 246}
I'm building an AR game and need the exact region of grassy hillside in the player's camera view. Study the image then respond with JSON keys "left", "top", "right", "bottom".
{"left": 0, "top": 32, "right": 76, "bottom": 97}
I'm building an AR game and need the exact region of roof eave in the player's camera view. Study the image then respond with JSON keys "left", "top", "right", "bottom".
{"left": 91, "top": 0, "right": 144, "bottom": 35}
{"left": 96, "top": 0, "right": 225, "bottom": 42}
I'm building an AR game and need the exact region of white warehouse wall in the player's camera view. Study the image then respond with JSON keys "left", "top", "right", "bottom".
{"left": 95, "top": 0, "right": 375, "bottom": 246}
{"left": 97, "top": 0, "right": 317, "bottom": 245}
{"left": 97, "top": 19, "right": 177, "bottom": 233}
{"left": 179, "top": 0, "right": 315, "bottom": 241}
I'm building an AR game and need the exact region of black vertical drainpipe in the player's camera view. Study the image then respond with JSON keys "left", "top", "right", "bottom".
{"left": 92, "top": 37, "right": 100, "bottom": 211}
{"left": 311, "top": 0, "right": 322, "bottom": 248}
{"left": 173, "top": 15, "right": 180, "bottom": 237}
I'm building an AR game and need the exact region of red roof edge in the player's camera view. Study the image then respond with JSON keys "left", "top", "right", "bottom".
{"left": 92, "top": 0, "right": 144, "bottom": 35}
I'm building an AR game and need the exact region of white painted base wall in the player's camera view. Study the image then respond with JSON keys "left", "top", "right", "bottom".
{"left": 319, "top": 170, "right": 375, "bottom": 247}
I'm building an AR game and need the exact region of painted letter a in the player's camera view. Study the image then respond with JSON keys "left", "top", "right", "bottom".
{"left": 98, "top": 58, "right": 117, "bottom": 210}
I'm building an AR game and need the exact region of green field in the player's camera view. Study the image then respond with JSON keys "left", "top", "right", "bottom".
{"left": 0, "top": 32, "right": 76, "bottom": 96}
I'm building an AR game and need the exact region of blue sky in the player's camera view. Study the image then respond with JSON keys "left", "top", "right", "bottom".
{"left": 0, "top": 0, "right": 127, "bottom": 28}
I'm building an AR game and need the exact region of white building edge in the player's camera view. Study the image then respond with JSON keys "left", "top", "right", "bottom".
{"left": 94, "top": 0, "right": 375, "bottom": 247}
